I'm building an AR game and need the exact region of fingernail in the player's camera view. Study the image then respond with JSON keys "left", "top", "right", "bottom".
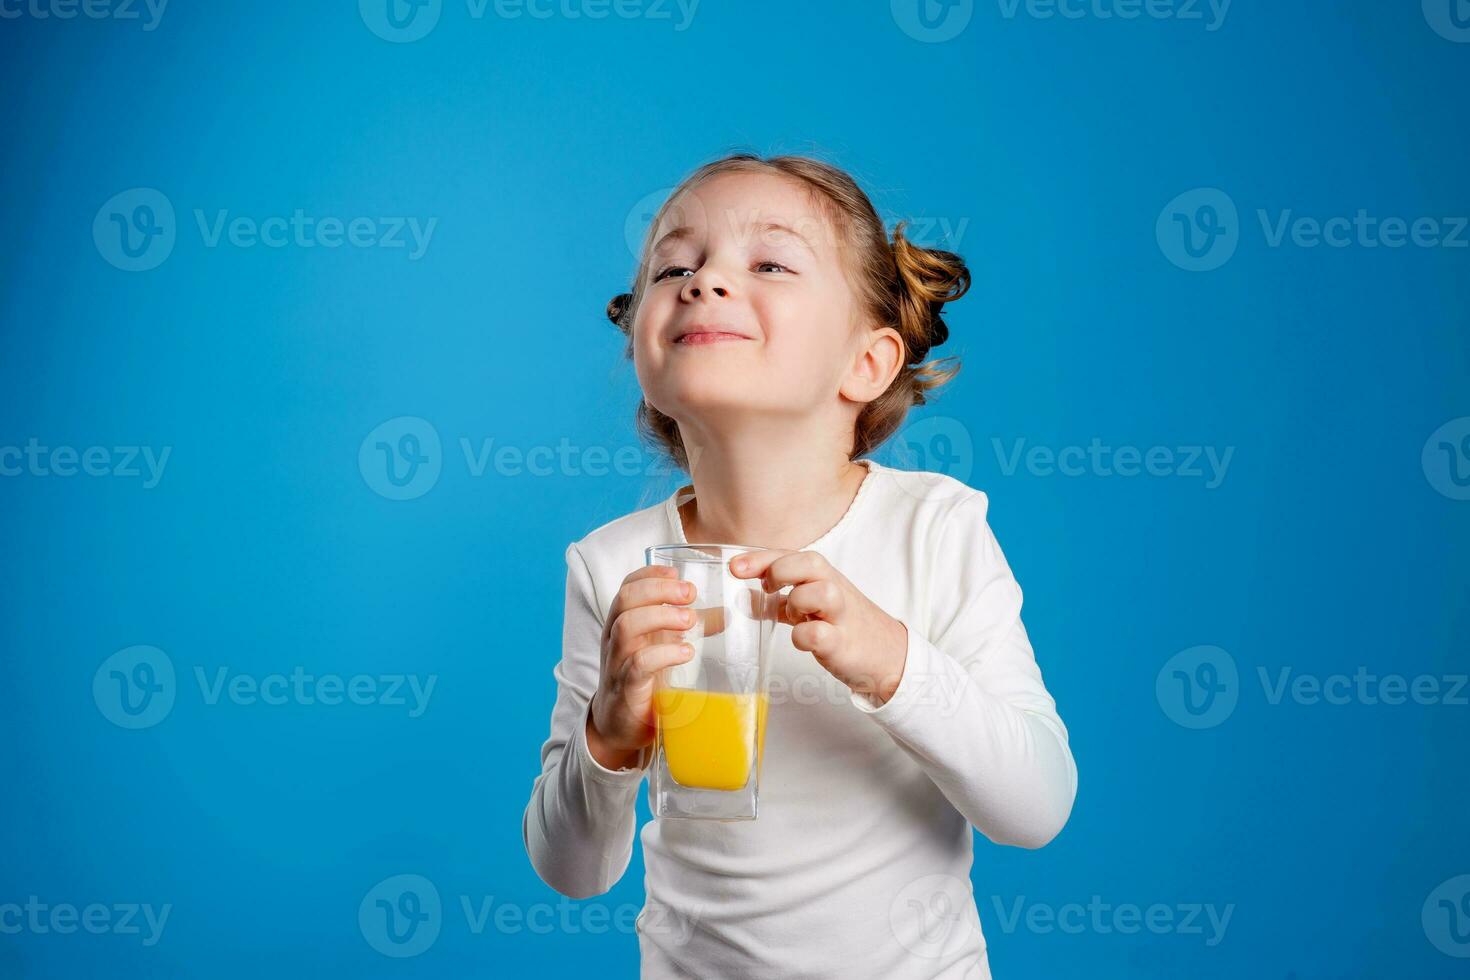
{"left": 681, "top": 582, "right": 693, "bottom": 597}
{"left": 731, "top": 558, "right": 747, "bottom": 573}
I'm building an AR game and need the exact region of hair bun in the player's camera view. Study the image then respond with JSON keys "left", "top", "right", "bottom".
{"left": 607, "top": 292, "right": 632, "bottom": 328}
{"left": 926, "top": 306, "right": 950, "bottom": 349}
{"left": 890, "top": 221, "right": 969, "bottom": 364}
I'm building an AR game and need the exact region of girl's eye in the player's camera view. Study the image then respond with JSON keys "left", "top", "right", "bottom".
{"left": 653, "top": 260, "right": 792, "bottom": 281}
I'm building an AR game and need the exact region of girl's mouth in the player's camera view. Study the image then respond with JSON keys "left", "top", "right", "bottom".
{"left": 675, "top": 332, "right": 751, "bottom": 346}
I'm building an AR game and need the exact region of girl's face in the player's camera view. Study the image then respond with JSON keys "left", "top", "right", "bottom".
{"left": 632, "top": 172, "right": 869, "bottom": 428}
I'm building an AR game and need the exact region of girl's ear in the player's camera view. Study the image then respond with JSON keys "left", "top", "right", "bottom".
{"left": 839, "top": 326, "right": 904, "bottom": 404}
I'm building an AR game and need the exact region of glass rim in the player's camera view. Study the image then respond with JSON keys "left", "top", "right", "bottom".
{"left": 645, "top": 543, "right": 767, "bottom": 563}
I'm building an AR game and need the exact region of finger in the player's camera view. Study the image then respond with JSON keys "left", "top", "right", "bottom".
{"left": 748, "top": 550, "right": 832, "bottom": 594}
{"left": 768, "top": 594, "right": 791, "bottom": 626}
{"left": 626, "top": 640, "right": 695, "bottom": 683}
{"left": 622, "top": 565, "right": 678, "bottom": 586}
{"left": 646, "top": 600, "right": 726, "bottom": 649}
{"left": 612, "top": 603, "right": 701, "bottom": 654}
{"left": 609, "top": 566, "right": 686, "bottom": 622}
{"left": 791, "top": 618, "right": 840, "bottom": 660}
{"left": 727, "top": 548, "right": 792, "bottom": 581}
{"left": 695, "top": 604, "right": 725, "bottom": 637}
{"left": 782, "top": 580, "right": 843, "bottom": 624}
{"left": 620, "top": 575, "right": 697, "bottom": 614}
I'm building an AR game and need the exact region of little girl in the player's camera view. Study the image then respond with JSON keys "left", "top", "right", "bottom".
{"left": 524, "top": 153, "right": 1077, "bottom": 979}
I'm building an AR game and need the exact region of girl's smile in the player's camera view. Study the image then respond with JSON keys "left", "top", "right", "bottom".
{"left": 672, "top": 330, "right": 753, "bottom": 346}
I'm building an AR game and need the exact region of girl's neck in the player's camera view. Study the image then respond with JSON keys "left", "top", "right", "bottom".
{"left": 675, "top": 432, "right": 869, "bottom": 551}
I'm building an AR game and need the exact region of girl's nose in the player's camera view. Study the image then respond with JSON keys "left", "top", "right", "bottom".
{"left": 680, "top": 265, "right": 730, "bottom": 301}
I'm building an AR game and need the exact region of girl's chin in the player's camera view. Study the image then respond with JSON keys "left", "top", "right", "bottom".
{"left": 652, "top": 386, "right": 770, "bottom": 415}
{"left": 661, "top": 368, "right": 758, "bottom": 389}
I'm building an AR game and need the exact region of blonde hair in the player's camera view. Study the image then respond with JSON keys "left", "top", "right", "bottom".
{"left": 607, "top": 153, "right": 969, "bottom": 474}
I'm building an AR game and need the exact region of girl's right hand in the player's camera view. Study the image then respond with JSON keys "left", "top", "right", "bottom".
{"left": 586, "top": 565, "right": 698, "bottom": 770}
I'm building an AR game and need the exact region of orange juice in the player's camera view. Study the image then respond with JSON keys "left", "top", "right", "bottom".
{"left": 654, "top": 688, "right": 769, "bottom": 791}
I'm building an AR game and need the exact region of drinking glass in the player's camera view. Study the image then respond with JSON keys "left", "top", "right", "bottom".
{"left": 645, "top": 543, "right": 775, "bottom": 821}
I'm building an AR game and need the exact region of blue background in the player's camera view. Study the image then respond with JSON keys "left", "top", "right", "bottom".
{"left": 2, "top": 1, "right": 1468, "bottom": 977}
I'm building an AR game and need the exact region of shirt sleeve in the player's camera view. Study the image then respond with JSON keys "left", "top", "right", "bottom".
{"left": 522, "top": 541, "right": 654, "bottom": 899}
{"left": 849, "top": 489, "right": 1078, "bottom": 849}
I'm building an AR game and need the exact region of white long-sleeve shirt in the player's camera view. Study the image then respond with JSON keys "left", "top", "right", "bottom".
{"left": 523, "top": 458, "right": 1077, "bottom": 979}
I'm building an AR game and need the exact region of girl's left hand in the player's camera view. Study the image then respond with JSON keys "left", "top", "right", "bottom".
{"left": 729, "top": 549, "right": 909, "bottom": 704}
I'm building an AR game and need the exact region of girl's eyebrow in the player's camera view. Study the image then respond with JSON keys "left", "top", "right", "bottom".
{"left": 748, "top": 220, "right": 817, "bottom": 254}
{"left": 651, "top": 226, "right": 694, "bottom": 255}
{"left": 650, "top": 220, "right": 818, "bottom": 256}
